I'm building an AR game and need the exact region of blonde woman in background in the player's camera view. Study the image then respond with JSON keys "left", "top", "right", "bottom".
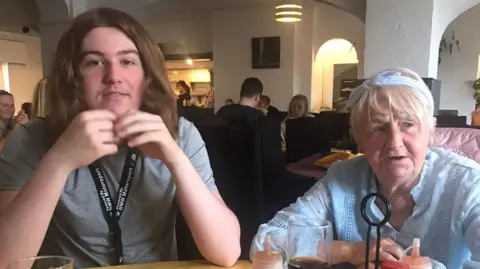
{"left": 281, "top": 94, "right": 315, "bottom": 141}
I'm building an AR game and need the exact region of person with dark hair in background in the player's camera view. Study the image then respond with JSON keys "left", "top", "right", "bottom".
{"left": 176, "top": 80, "right": 191, "bottom": 108}
{"left": 0, "top": 8, "right": 240, "bottom": 268}
{"left": 21, "top": 102, "right": 33, "bottom": 120}
{"left": 216, "top": 77, "right": 264, "bottom": 129}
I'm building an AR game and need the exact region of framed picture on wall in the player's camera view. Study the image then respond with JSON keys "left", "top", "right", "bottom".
{"left": 251, "top": 36, "right": 281, "bottom": 69}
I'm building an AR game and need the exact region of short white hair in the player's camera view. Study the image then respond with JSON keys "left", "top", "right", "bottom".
{"left": 348, "top": 67, "right": 435, "bottom": 140}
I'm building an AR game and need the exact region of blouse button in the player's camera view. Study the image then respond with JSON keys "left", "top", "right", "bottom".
{"left": 424, "top": 212, "right": 431, "bottom": 219}
{"left": 306, "top": 196, "right": 312, "bottom": 201}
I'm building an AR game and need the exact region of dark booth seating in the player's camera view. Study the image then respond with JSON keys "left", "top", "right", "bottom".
{"left": 176, "top": 125, "right": 264, "bottom": 260}
{"left": 285, "top": 117, "right": 331, "bottom": 163}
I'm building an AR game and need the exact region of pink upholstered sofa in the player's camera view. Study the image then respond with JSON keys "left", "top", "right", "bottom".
{"left": 433, "top": 127, "right": 480, "bottom": 163}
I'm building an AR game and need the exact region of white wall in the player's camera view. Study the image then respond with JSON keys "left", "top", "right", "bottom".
{"left": 212, "top": 4, "right": 296, "bottom": 111}
{"left": 437, "top": 4, "right": 480, "bottom": 117}
{"left": 364, "top": 0, "right": 436, "bottom": 77}
{"left": 431, "top": 0, "right": 480, "bottom": 78}
{"left": 0, "top": 32, "right": 43, "bottom": 112}
{"left": 36, "top": 0, "right": 71, "bottom": 74}
{"left": 144, "top": 13, "right": 213, "bottom": 55}
{"left": 39, "top": 22, "right": 70, "bottom": 74}
{"left": 293, "top": 0, "right": 315, "bottom": 99}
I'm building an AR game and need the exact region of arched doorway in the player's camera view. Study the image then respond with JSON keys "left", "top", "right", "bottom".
{"left": 436, "top": 2, "right": 480, "bottom": 118}
{"left": 311, "top": 38, "right": 358, "bottom": 112}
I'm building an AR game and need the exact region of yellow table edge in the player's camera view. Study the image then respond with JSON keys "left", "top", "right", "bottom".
{"left": 86, "top": 260, "right": 252, "bottom": 269}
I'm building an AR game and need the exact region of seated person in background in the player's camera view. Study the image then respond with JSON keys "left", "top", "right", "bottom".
{"left": 0, "top": 91, "right": 28, "bottom": 150}
{"left": 258, "top": 95, "right": 280, "bottom": 118}
{"left": 256, "top": 99, "right": 268, "bottom": 115}
{"left": 0, "top": 8, "right": 240, "bottom": 268}
{"left": 281, "top": 94, "right": 315, "bottom": 139}
{"left": 251, "top": 68, "right": 480, "bottom": 269}
{"left": 224, "top": 98, "right": 234, "bottom": 106}
{"left": 0, "top": 91, "right": 15, "bottom": 144}
{"left": 21, "top": 102, "right": 33, "bottom": 120}
{"left": 216, "top": 77, "right": 264, "bottom": 129}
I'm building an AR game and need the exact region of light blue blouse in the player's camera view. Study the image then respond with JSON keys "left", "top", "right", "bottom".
{"left": 251, "top": 148, "right": 480, "bottom": 269}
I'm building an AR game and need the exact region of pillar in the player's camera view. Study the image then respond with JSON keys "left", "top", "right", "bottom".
{"left": 364, "top": 0, "right": 437, "bottom": 77}
{"left": 293, "top": 0, "right": 315, "bottom": 100}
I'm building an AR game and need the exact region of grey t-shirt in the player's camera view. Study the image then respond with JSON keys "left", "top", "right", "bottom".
{"left": 0, "top": 117, "right": 218, "bottom": 268}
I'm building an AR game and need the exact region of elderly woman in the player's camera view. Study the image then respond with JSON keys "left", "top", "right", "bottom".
{"left": 251, "top": 68, "right": 480, "bottom": 269}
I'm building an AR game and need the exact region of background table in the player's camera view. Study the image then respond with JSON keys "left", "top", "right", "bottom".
{"left": 286, "top": 152, "right": 329, "bottom": 179}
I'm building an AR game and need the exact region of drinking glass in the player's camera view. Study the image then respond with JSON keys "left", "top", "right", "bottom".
{"left": 7, "top": 256, "right": 73, "bottom": 269}
{"left": 286, "top": 218, "right": 333, "bottom": 269}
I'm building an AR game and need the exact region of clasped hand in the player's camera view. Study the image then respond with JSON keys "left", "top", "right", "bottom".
{"left": 50, "top": 109, "right": 180, "bottom": 172}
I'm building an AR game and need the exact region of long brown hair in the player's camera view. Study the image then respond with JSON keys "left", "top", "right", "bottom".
{"left": 32, "top": 76, "right": 47, "bottom": 119}
{"left": 45, "top": 7, "right": 178, "bottom": 144}
{"left": 288, "top": 94, "right": 310, "bottom": 117}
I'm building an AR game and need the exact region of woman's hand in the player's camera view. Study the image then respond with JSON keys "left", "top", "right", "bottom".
{"left": 49, "top": 110, "right": 119, "bottom": 173}
{"left": 115, "top": 110, "right": 182, "bottom": 165}
{"left": 351, "top": 238, "right": 404, "bottom": 265}
{"left": 14, "top": 110, "right": 29, "bottom": 127}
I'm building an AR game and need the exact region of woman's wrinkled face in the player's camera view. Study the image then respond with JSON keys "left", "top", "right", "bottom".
{"left": 358, "top": 108, "right": 433, "bottom": 187}
{"left": 79, "top": 27, "right": 145, "bottom": 116}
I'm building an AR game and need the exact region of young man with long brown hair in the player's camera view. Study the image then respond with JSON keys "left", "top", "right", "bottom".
{"left": 0, "top": 8, "right": 240, "bottom": 268}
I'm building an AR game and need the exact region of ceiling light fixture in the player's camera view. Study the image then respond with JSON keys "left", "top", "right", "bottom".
{"left": 275, "top": 3, "right": 303, "bottom": 22}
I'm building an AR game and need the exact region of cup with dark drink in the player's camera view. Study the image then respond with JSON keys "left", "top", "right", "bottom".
{"left": 7, "top": 256, "right": 73, "bottom": 269}
{"left": 286, "top": 218, "right": 333, "bottom": 269}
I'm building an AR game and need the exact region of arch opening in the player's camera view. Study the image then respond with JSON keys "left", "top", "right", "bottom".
{"left": 311, "top": 38, "right": 358, "bottom": 112}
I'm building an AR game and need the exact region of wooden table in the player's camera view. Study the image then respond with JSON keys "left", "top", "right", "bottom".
{"left": 90, "top": 261, "right": 252, "bottom": 269}
{"left": 90, "top": 260, "right": 355, "bottom": 269}
{"left": 286, "top": 152, "right": 329, "bottom": 179}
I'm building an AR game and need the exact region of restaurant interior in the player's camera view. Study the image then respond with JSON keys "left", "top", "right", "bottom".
{"left": 1, "top": 0, "right": 480, "bottom": 268}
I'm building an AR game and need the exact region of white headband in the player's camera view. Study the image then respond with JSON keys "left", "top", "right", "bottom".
{"left": 346, "top": 70, "right": 434, "bottom": 116}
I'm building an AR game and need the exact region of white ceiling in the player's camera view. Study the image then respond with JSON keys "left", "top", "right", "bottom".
{"left": 91, "top": 0, "right": 365, "bottom": 23}
{"left": 89, "top": 0, "right": 276, "bottom": 22}
{"left": 0, "top": 0, "right": 365, "bottom": 34}
{"left": 0, "top": 0, "right": 39, "bottom": 32}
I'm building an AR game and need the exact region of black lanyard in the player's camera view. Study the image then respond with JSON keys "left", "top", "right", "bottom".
{"left": 88, "top": 151, "right": 138, "bottom": 265}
